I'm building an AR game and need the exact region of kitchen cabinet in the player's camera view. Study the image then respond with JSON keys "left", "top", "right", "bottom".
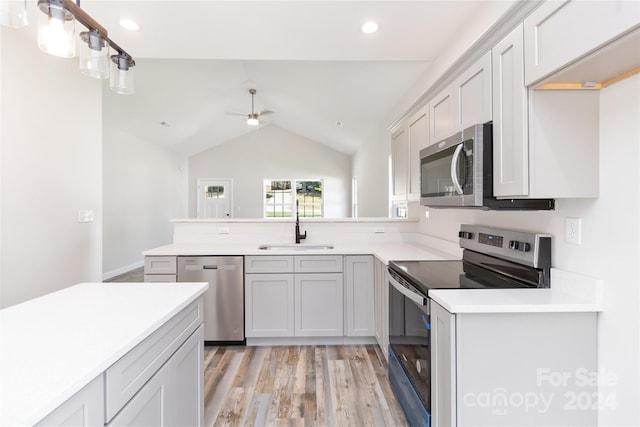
{"left": 429, "top": 86, "right": 455, "bottom": 143}
{"left": 391, "top": 105, "right": 430, "bottom": 203}
{"left": 492, "top": 24, "right": 529, "bottom": 197}
{"left": 35, "top": 376, "right": 104, "bottom": 427}
{"left": 407, "top": 106, "right": 430, "bottom": 201}
{"left": 391, "top": 126, "right": 409, "bottom": 201}
{"left": 144, "top": 256, "right": 177, "bottom": 282}
{"left": 492, "top": 23, "right": 600, "bottom": 199}
{"left": 295, "top": 273, "right": 344, "bottom": 336}
{"left": 245, "top": 273, "right": 294, "bottom": 337}
{"left": 108, "top": 325, "right": 203, "bottom": 426}
{"left": 429, "top": 51, "right": 491, "bottom": 144}
{"left": 105, "top": 298, "right": 204, "bottom": 423}
{"left": 373, "top": 257, "right": 389, "bottom": 361}
{"left": 453, "top": 51, "right": 492, "bottom": 130}
{"left": 245, "top": 255, "right": 344, "bottom": 338}
{"left": 430, "top": 301, "right": 597, "bottom": 427}
{"left": 31, "top": 290, "right": 205, "bottom": 427}
{"left": 344, "top": 255, "right": 374, "bottom": 337}
{"left": 524, "top": 0, "right": 640, "bottom": 86}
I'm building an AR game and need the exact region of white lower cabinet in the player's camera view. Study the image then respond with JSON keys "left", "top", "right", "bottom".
{"left": 35, "top": 376, "right": 104, "bottom": 427}
{"left": 246, "top": 255, "right": 370, "bottom": 339}
{"left": 344, "top": 255, "right": 374, "bottom": 337}
{"left": 245, "top": 274, "right": 294, "bottom": 337}
{"left": 373, "top": 257, "right": 389, "bottom": 361}
{"left": 37, "top": 297, "right": 205, "bottom": 427}
{"left": 430, "top": 301, "right": 598, "bottom": 427}
{"left": 108, "top": 325, "right": 204, "bottom": 427}
{"left": 295, "top": 273, "right": 344, "bottom": 336}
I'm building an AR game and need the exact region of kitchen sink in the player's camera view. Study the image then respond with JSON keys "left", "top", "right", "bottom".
{"left": 258, "top": 244, "right": 334, "bottom": 251}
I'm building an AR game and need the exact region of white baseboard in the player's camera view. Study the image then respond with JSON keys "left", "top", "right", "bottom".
{"left": 102, "top": 260, "right": 144, "bottom": 281}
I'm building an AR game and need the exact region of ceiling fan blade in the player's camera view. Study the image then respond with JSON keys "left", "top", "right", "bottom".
{"left": 257, "top": 110, "right": 274, "bottom": 116}
{"left": 225, "top": 111, "right": 248, "bottom": 117}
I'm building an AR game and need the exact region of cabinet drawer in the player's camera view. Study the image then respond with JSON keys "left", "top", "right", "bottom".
{"left": 104, "top": 298, "right": 203, "bottom": 423}
{"left": 144, "top": 274, "right": 177, "bottom": 282}
{"left": 144, "top": 256, "right": 177, "bottom": 274}
{"left": 245, "top": 256, "right": 294, "bottom": 273}
{"left": 294, "top": 255, "right": 343, "bottom": 273}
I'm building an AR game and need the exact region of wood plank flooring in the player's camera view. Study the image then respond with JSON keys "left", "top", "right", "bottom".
{"left": 204, "top": 345, "right": 408, "bottom": 427}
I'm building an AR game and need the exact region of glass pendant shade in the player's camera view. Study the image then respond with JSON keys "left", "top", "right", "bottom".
{"left": 79, "top": 31, "right": 109, "bottom": 79}
{"left": 0, "top": 0, "right": 28, "bottom": 28}
{"left": 37, "top": 0, "right": 75, "bottom": 58}
{"left": 110, "top": 53, "right": 135, "bottom": 95}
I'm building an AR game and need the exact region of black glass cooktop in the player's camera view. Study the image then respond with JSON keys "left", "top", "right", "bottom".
{"left": 389, "top": 256, "right": 535, "bottom": 297}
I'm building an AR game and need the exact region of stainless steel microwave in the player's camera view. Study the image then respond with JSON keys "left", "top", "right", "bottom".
{"left": 419, "top": 122, "right": 555, "bottom": 210}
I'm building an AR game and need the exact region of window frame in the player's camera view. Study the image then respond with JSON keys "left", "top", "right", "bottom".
{"left": 263, "top": 179, "right": 324, "bottom": 219}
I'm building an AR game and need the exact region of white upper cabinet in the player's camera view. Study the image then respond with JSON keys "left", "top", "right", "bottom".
{"left": 407, "top": 106, "right": 429, "bottom": 200}
{"left": 524, "top": 0, "right": 640, "bottom": 86}
{"left": 430, "top": 51, "right": 492, "bottom": 144}
{"left": 429, "top": 86, "right": 455, "bottom": 143}
{"left": 453, "top": 51, "right": 492, "bottom": 130}
{"left": 492, "top": 24, "right": 529, "bottom": 197}
{"left": 391, "top": 126, "right": 409, "bottom": 200}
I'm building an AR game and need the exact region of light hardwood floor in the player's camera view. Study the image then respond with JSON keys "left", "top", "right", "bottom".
{"left": 204, "top": 345, "right": 409, "bottom": 427}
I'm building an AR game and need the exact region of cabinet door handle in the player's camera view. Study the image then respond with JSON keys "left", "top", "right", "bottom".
{"left": 203, "top": 265, "right": 218, "bottom": 270}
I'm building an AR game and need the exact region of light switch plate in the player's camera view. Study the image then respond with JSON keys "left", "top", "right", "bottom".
{"left": 78, "top": 209, "right": 94, "bottom": 223}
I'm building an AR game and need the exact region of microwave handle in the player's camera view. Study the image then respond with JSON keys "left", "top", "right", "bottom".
{"left": 450, "top": 143, "right": 464, "bottom": 195}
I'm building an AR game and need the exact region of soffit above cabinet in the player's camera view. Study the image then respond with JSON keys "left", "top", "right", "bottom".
{"left": 534, "top": 27, "right": 640, "bottom": 90}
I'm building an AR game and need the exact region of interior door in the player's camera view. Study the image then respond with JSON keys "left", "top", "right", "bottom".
{"left": 197, "top": 179, "right": 232, "bottom": 218}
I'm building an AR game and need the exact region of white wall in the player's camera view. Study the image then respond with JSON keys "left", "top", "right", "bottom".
{"left": 351, "top": 124, "right": 390, "bottom": 217}
{"left": 102, "top": 127, "right": 187, "bottom": 279}
{"left": 0, "top": 26, "right": 102, "bottom": 308}
{"left": 414, "top": 75, "right": 640, "bottom": 426}
{"left": 188, "top": 125, "right": 351, "bottom": 218}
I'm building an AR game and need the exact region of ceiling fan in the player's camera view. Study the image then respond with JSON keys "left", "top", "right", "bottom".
{"left": 227, "top": 89, "right": 274, "bottom": 126}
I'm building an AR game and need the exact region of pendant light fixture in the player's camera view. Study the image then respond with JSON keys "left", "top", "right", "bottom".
{"left": 0, "top": 0, "right": 28, "bottom": 28}
{"left": 37, "top": 0, "right": 75, "bottom": 58}
{"left": 0, "top": 0, "right": 137, "bottom": 94}
{"left": 110, "top": 53, "right": 135, "bottom": 95}
{"left": 79, "top": 30, "right": 109, "bottom": 79}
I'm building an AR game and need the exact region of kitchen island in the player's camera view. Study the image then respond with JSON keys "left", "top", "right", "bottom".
{"left": 0, "top": 281, "right": 208, "bottom": 426}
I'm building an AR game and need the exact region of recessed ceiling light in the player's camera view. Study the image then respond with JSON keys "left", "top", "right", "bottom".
{"left": 361, "top": 21, "right": 379, "bottom": 34}
{"left": 119, "top": 18, "right": 140, "bottom": 32}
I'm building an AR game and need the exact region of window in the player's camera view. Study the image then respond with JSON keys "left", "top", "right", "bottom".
{"left": 264, "top": 179, "right": 323, "bottom": 218}
{"left": 205, "top": 185, "right": 224, "bottom": 199}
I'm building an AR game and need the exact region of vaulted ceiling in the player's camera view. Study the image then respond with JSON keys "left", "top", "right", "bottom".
{"left": 77, "top": 1, "right": 517, "bottom": 156}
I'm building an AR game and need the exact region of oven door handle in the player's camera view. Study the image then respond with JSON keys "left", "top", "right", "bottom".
{"left": 450, "top": 143, "right": 464, "bottom": 195}
{"left": 389, "top": 275, "right": 427, "bottom": 306}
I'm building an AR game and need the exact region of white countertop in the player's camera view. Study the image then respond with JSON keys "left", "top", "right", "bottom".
{"left": 429, "top": 269, "right": 603, "bottom": 313}
{"left": 0, "top": 282, "right": 208, "bottom": 426}
{"left": 142, "top": 241, "right": 459, "bottom": 264}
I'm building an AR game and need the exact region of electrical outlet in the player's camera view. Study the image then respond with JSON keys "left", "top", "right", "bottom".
{"left": 374, "top": 227, "right": 385, "bottom": 234}
{"left": 565, "top": 218, "right": 582, "bottom": 245}
{"left": 77, "top": 209, "right": 94, "bottom": 223}
{"left": 218, "top": 227, "right": 230, "bottom": 234}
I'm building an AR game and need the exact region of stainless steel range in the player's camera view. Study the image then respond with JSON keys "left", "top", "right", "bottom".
{"left": 387, "top": 224, "right": 551, "bottom": 427}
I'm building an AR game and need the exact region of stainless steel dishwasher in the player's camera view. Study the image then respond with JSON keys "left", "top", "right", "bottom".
{"left": 177, "top": 256, "right": 244, "bottom": 344}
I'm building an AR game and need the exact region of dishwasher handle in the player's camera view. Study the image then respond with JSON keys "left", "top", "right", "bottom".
{"left": 184, "top": 264, "right": 217, "bottom": 271}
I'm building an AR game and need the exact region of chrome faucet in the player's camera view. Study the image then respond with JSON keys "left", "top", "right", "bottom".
{"left": 295, "top": 200, "right": 307, "bottom": 244}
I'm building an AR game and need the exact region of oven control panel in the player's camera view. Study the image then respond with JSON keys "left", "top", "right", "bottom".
{"left": 478, "top": 232, "right": 503, "bottom": 248}
{"left": 458, "top": 224, "right": 551, "bottom": 268}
